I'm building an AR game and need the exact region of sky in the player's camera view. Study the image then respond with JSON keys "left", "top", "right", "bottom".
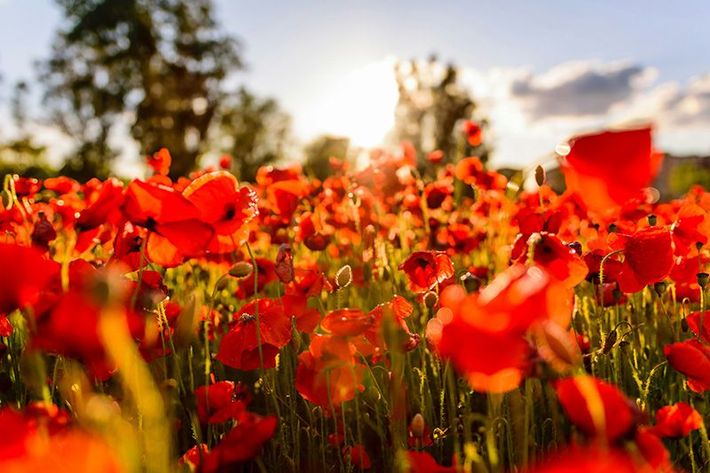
{"left": 1, "top": 0, "right": 710, "bottom": 173}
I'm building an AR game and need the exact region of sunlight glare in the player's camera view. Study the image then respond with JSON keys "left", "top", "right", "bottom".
{"left": 314, "top": 58, "right": 399, "bottom": 148}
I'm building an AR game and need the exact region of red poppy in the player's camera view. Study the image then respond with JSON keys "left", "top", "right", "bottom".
{"left": 427, "top": 150, "right": 445, "bottom": 164}
{"left": 43, "top": 176, "right": 80, "bottom": 195}
{"left": 295, "top": 334, "right": 365, "bottom": 408}
{"left": 13, "top": 177, "right": 41, "bottom": 197}
{"left": 611, "top": 227, "right": 674, "bottom": 293}
{"left": 194, "top": 381, "right": 246, "bottom": 424}
{"left": 428, "top": 304, "right": 531, "bottom": 393}
{"left": 650, "top": 402, "right": 703, "bottom": 438}
{"left": 555, "top": 376, "right": 639, "bottom": 441}
{"left": 686, "top": 311, "right": 710, "bottom": 342}
{"left": 559, "top": 126, "right": 663, "bottom": 215}
{"left": 267, "top": 180, "right": 306, "bottom": 222}
{"left": 219, "top": 154, "right": 233, "bottom": 170}
{"left": 511, "top": 233, "right": 587, "bottom": 287}
{"left": 146, "top": 148, "right": 171, "bottom": 176}
{"left": 363, "top": 295, "right": 417, "bottom": 354}
{"left": 400, "top": 251, "right": 455, "bottom": 293}
{"left": 275, "top": 294, "right": 321, "bottom": 333}
{"left": 343, "top": 444, "right": 371, "bottom": 469}
{"left": 75, "top": 178, "right": 125, "bottom": 231}
{"left": 463, "top": 120, "right": 482, "bottom": 147}
{"left": 256, "top": 164, "right": 303, "bottom": 187}
{"left": 634, "top": 427, "right": 674, "bottom": 471}
{"left": 182, "top": 171, "right": 258, "bottom": 252}
{"left": 0, "top": 243, "right": 58, "bottom": 316}
{"left": 236, "top": 257, "right": 277, "bottom": 298}
{"left": 442, "top": 264, "right": 573, "bottom": 334}
{"left": 201, "top": 411, "right": 277, "bottom": 472}
{"left": 524, "top": 443, "right": 667, "bottom": 473}
{"left": 216, "top": 298, "right": 293, "bottom": 370}
{"left": 454, "top": 156, "right": 507, "bottom": 190}
{"left": 0, "top": 406, "right": 124, "bottom": 473}
{"left": 583, "top": 248, "right": 623, "bottom": 284}
{"left": 31, "top": 271, "right": 147, "bottom": 380}
{"left": 321, "top": 308, "right": 374, "bottom": 337}
{"left": 285, "top": 268, "right": 331, "bottom": 298}
{"left": 664, "top": 339, "right": 710, "bottom": 393}
{"left": 672, "top": 203, "right": 708, "bottom": 256}
{"left": 179, "top": 444, "right": 209, "bottom": 470}
{"left": 123, "top": 180, "right": 213, "bottom": 267}
{"left": 513, "top": 207, "right": 564, "bottom": 237}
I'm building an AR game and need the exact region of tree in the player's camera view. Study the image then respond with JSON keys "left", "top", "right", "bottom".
{"left": 302, "top": 135, "right": 349, "bottom": 181}
{"left": 391, "top": 55, "right": 490, "bottom": 169}
{"left": 0, "top": 80, "right": 51, "bottom": 178}
{"left": 210, "top": 87, "right": 292, "bottom": 182}
{"left": 39, "top": 0, "right": 242, "bottom": 179}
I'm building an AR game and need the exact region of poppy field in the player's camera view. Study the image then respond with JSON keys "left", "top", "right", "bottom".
{"left": 0, "top": 125, "right": 709, "bottom": 473}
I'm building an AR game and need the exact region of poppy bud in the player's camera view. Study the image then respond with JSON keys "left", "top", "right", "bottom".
{"left": 423, "top": 291, "right": 439, "bottom": 309}
{"left": 534, "top": 165, "right": 546, "bottom": 187}
{"left": 567, "top": 241, "right": 583, "bottom": 256}
{"left": 697, "top": 272, "right": 709, "bottom": 288}
{"left": 31, "top": 212, "right": 57, "bottom": 250}
{"left": 654, "top": 281, "right": 668, "bottom": 296}
{"left": 1, "top": 190, "right": 11, "bottom": 209}
{"left": 460, "top": 272, "right": 481, "bottom": 293}
{"left": 336, "top": 265, "right": 352, "bottom": 289}
{"left": 229, "top": 262, "right": 253, "bottom": 278}
{"left": 647, "top": 214, "right": 657, "bottom": 226}
{"left": 275, "top": 244, "right": 294, "bottom": 284}
{"left": 410, "top": 413, "right": 426, "bottom": 438}
{"left": 681, "top": 317, "right": 689, "bottom": 332}
{"left": 602, "top": 329, "right": 618, "bottom": 354}
{"left": 612, "top": 288, "right": 623, "bottom": 302}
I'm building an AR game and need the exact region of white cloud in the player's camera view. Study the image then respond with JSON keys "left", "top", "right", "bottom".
{"left": 456, "top": 61, "right": 710, "bottom": 168}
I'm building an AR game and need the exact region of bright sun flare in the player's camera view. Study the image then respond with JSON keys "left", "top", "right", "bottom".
{"left": 312, "top": 59, "right": 399, "bottom": 148}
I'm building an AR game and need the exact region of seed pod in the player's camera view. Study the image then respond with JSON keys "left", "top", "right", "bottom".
{"left": 229, "top": 261, "right": 253, "bottom": 278}
{"left": 647, "top": 214, "right": 657, "bottom": 226}
{"left": 534, "top": 165, "right": 546, "bottom": 187}
{"left": 602, "top": 329, "right": 618, "bottom": 354}
{"left": 336, "top": 264, "right": 352, "bottom": 289}
{"left": 697, "top": 272, "right": 709, "bottom": 289}
{"left": 460, "top": 272, "right": 481, "bottom": 293}
{"left": 607, "top": 223, "right": 618, "bottom": 233}
{"left": 654, "top": 281, "right": 668, "bottom": 296}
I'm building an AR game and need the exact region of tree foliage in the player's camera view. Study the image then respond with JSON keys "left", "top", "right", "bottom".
{"left": 210, "top": 87, "right": 292, "bottom": 182}
{"left": 39, "top": 0, "right": 287, "bottom": 180}
{"left": 391, "top": 55, "right": 490, "bottom": 168}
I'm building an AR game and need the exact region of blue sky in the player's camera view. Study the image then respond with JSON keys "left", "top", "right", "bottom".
{"left": 1, "top": 0, "right": 709, "bottom": 172}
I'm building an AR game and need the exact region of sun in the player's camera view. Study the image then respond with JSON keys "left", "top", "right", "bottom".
{"left": 313, "top": 58, "right": 399, "bottom": 148}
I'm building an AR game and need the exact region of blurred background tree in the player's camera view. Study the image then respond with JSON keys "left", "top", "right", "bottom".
{"left": 210, "top": 87, "right": 292, "bottom": 182}
{"left": 0, "top": 80, "right": 53, "bottom": 178}
{"left": 391, "top": 55, "right": 491, "bottom": 170}
{"left": 302, "top": 135, "right": 350, "bottom": 181}
{"left": 38, "top": 0, "right": 291, "bottom": 180}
